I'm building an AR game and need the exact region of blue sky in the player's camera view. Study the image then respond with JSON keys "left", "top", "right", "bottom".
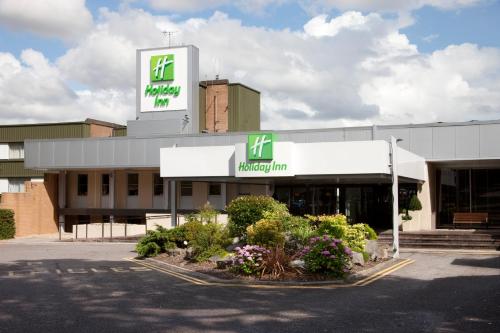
{"left": 0, "top": 0, "right": 499, "bottom": 128}
{"left": 1, "top": 0, "right": 498, "bottom": 60}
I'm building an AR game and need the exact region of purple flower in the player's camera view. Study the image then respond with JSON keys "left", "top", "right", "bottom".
{"left": 235, "top": 247, "right": 241, "bottom": 251}
{"left": 321, "top": 250, "right": 331, "bottom": 256}
{"left": 238, "top": 259, "right": 244, "bottom": 264}
{"left": 344, "top": 247, "right": 352, "bottom": 255}
{"left": 329, "top": 242, "right": 337, "bottom": 248}
{"left": 329, "top": 255, "right": 336, "bottom": 259}
{"left": 323, "top": 235, "right": 330, "bottom": 241}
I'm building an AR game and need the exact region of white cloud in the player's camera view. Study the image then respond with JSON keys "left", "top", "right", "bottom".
{"left": 304, "top": 11, "right": 377, "bottom": 37}
{"left": 359, "top": 43, "right": 500, "bottom": 124}
{"left": 0, "top": 49, "right": 131, "bottom": 124}
{"left": 147, "top": 0, "right": 283, "bottom": 13}
{"left": 1, "top": 8, "right": 499, "bottom": 130}
{"left": 300, "top": 0, "right": 484, "bottom": 14}
{"left": 0, "top": 0, "right": 93, "bottom": 40}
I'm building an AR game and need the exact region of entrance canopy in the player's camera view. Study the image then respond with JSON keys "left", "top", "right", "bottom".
{"left": 160, "top": 140, "right": 427, "bottom": 182}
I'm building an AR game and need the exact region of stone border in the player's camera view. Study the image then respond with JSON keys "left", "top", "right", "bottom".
{"left": 126, "top": 257, "right": 414, "bottom": 288}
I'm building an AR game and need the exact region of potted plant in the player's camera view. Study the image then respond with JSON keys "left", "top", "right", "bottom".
{"left": 400, "top": 194, "right": 422, "bottom": 231}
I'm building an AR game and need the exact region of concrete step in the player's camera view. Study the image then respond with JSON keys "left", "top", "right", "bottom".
{"left": 378, "top": 236, "right": 499, "bottom": 242}
{"left": 389, "top": 242, "right": 499, "bottom": 250}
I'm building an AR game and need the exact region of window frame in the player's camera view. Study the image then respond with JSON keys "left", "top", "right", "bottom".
{"left": 101, "top": 174, "right": 110, "bottom": 196}
{"left": 153, "top": 173, "right": 163, "bottom": 196}
{"left": 208, "top": 183, "right": 221, "bottom": 196}
{"left": 77, "top": 174, "right": 88, "bottom": 196}
{"left": 180, "top": 181, "right": 192, "bottom": 197}
{"left": 8, "top": 142, "right": 24, "bottom": 159}
{"left": 127, "top": 173, "right": 139, "bottom": 196}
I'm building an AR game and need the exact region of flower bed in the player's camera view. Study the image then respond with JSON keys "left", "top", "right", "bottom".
{"left": 135, "top": 196, "right": 388, "bottom": 282}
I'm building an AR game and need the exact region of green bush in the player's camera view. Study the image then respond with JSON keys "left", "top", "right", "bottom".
{"left": 300, "top": 235, "right": 352, "bottom": 277}
{"left": 362, "top": 224, "right": 378, "bottom": 240}
{"left": 186, "top": 218, "right": 231, "bottom": 262}
{"left": 409, "top": 195, "right": 422, "bottom": 211}
{"left": 0, "top": 209, "right": 15, "bottom": 240}
{"left": 306, "top": 215, "right": 372, "bottom": 253}
{"left": 226, "top": 195, "right": 289, "bottom": 237}
{"left": 246, "top": 218, "right": 285, "bottom": 248}
{"left": 313, "top": 214, "right": 348, "bottom": 239}
{"left": 136, "top": 241, "right": 162, "bottom": 257}
{"left": 282, "top": 216, "right": 316, "bottom": 246}
{"left": 344, "top": 224, "right": 367, "bottom": 253}
{"left": 135, "top": 228, "right": 178, "bottom": 257}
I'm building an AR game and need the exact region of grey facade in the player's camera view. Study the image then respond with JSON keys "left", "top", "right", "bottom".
{"left": 25, "top": 120, "right": 500, "bottom": 170}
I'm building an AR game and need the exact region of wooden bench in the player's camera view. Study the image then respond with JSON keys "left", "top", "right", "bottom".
{"left": 453, "top": 212, "right": 489, "bottom": 229}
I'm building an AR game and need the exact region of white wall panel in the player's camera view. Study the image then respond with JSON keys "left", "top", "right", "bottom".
{"left": 0, "top": 144, "right": 9, "bottom": 159}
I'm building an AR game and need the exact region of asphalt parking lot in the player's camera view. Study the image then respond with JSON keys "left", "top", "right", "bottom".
{"left": 0, "top": 240, "right": 499, "bottom": 333}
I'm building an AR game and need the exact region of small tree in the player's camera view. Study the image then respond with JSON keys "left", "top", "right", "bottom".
{"left": 402, "top": 195, "right": 422, "bottom": 221}
{"left": 0, "top": 209, "right": 15, "bottom": 240}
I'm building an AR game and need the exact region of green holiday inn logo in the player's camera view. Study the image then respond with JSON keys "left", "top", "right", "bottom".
{"left": 145, "top": 53, "right": 180, "bottom": 108}
{"left": 248, "top": 133, "right": 274, "bottom": 160}
{"left": 150, "top": 54, "right": 174, "bottom": 82}
{"left": 239, "top": 133, "right": 288, "bottom": 174}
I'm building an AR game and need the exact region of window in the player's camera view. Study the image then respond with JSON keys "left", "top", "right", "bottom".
{"left": 8, "top": 143, "right": 24, "bottom": 159}
{"left": 180, "top": 181, "right": 192, "bottom": 196}
{"left": 153, "top": 173, "right": 163, "bottom": 196}
{"left": 8, "top": 179, "right": 26, "bottom": 193}
{"left": 102, "top": 174, "right": 110, "bottom": 195}
{"left": 128, "top": 173, "right": 139, "bottom": 196}
{"left": 77, "top": 174, "right": 88, "bottom": 196}
{"left": 209, "top": 183, "right": 221, "bottom": 196}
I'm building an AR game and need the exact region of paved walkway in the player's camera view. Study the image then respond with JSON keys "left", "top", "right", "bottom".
{"left": 0, "top": 242, "right": 498, "bottom": 332}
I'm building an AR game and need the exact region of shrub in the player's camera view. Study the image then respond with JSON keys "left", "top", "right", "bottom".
{"left": 362, "top": 224, "right": 378, "bottom": 240}
{"left": 283, "top": 216, "right": 315, "bottom": 242}
{"left": 231, "top": 245, "right": 270, "bottom": 275}
{"left": 0, "top": 209, "right": 15, "bottom": 240}
{"left": 189, "top": 221, "right": 231, "bottom": 262}
{"left": 226, "top": 195, "right": 289, "bottom": 237}
{"left": 306, "top": 215, "right": 375, "bottom": 252}
{"left": 199, "top": 203, "right": 219, "bottom": 223}
{"left": 136, "top": 241, "right": 162, "bottom": 257}
{"left": 344, "top": 224, "right": 368, "bottom": 253}
{"left": 409, "top": 195, "right": 422, "bottom": 211}
{"left": 313, "top": 214, "right": 348, "bottom": 239}
{"left": 135, "top": 228, "right": 178, "bottom": 257}
{"left": 246, "top": 218, "right": 285, "bottom": 248}
{"left": 261, "top": 246, "right": 290, "bottom": 279}
{"left": 299, "top": 235, "right": 352, "bottom": 277}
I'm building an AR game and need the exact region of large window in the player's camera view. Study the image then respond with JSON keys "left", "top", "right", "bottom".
{"left": 153, "top": 173, "right": 163, "bottom": 196}
{"left": 8, "top": 143, "right": 24, "bottom": 159}
{"left": 180, "top": 181, "right": 192, "bottom": 196}
{"left": 437, "top": 168, "right": 500, "bottom": 226}
{"left": 128, "top": 173, "right": 139, "bottom": 196}
{"left": 77, "top": 174, "right": 88, "bottom": 196}
{"left": 101, "top": 174, "right": 110, "bottom": 195}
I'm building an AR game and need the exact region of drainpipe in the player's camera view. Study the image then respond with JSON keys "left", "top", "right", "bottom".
{"left": 390, "top": 136, "right": 400, "bottom": 258}
{"left": 170, "top": 180, "right": 177, "bottom": 227}
{"left": 58, "top": 171, "right": 66, "bottom": 240}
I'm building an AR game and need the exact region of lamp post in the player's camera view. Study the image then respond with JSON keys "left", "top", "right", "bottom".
{"left": 390, "top": 136, "right": 402, "bottom": 258}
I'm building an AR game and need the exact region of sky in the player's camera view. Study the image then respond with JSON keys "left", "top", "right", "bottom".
{"left": 0, "top": 0, "right": 499, "bottom": 129}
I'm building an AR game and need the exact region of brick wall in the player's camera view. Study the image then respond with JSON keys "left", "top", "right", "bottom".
{"left": 205, "top": 83, "right": 229, "bottom": 132}
{"left": 0, "top": 174, "right": 58, "bottom": 236}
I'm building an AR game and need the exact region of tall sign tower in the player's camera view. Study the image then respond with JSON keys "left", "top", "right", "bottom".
{"left": 130, "top": 45, "right": 199, "bottom": 135}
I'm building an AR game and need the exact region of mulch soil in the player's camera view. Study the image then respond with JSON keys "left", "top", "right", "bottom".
{"left": 153, "top": 253, "right": 388, "bottom": 282}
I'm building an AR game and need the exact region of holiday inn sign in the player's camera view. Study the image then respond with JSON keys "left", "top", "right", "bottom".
{"left": 237, "top": 133, "right": 291, "bottom": 176}
{"left": 137, "top": 46, "right": 194, "bottom": 114}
